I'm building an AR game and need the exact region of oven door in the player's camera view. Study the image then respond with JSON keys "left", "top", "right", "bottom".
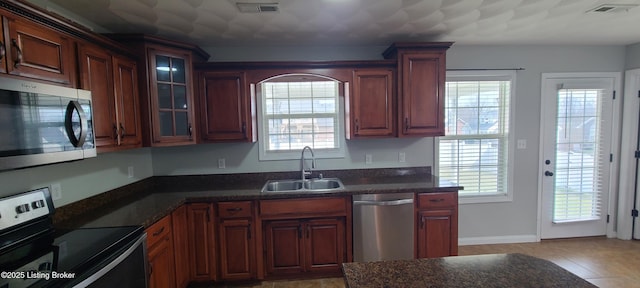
{"left": 70, "top": 233, "right": 147, "bottom": 288}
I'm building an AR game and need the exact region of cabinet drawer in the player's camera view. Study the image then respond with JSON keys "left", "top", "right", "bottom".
{"left": 218, "top": 201, "right": 253, "bottom": 218}
{"left": 417, "top": 192, "right": 457, "bottom": 209}
{"left": 146, "top": 215, "right": 172, "bottom": 247}
{"left": 260, "top": 197, "right": 348, "bottom": 218}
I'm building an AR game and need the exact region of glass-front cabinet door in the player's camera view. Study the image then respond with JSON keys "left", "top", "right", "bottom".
{"left": 148, "top": 46, "right": 196, "bottom": 145}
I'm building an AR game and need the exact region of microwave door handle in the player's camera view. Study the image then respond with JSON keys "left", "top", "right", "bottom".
{"left": 65, "top": 100, "right": 88, "bottom": 147}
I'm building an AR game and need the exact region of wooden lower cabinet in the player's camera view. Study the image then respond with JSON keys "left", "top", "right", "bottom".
{"left": 415, "top": 192, "right": 458, "bottom": 258}
{"left": 218, "top": 218, "right": 256, "bottom": 280}
{"left": 146, "top": 215, "right": 175, "bottom": 288}
{"left": 264, "top": 218, "right": 346, "bottom": 277}
{"left": 172, "top": 205, "right": 189, "bottom": 288}
{"left": 187, "top": 203, "right": 216, "bottom": 282}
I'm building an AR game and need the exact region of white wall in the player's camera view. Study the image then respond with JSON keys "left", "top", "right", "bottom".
{"left": 0, "top": 149, "right": 153, "bottom": 207}
{"left": 152, "top": 138, "right": 433, "bottom": 175}
{"left": 626, "top": 42, "right": 640, "bottom": 69}
{"left": 448, "top": 45, "right": 625, "bottom": 242}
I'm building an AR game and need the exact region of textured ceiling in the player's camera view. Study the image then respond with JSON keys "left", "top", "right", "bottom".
{"left": 31, "top": 0, "right": 640, "bottom": 46}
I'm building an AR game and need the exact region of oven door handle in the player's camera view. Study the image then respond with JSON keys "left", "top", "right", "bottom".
{"left": 65, "top": 100, "right": 89, "bottom": 148}
{"left": 72, "top": 233, "right": 147, "bottom": 288}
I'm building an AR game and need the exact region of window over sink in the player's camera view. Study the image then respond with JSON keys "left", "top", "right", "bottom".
{"left": 256, "top": 74, "right": 346, "bottom": 160}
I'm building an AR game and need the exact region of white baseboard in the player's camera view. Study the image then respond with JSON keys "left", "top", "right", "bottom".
{"left": 459, "top": 235, "right": 538, "bottom": 246}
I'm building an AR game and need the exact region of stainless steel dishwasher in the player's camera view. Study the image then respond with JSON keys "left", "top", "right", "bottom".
{"left": 353, "top": 193, "right": 414, "bottom": 262}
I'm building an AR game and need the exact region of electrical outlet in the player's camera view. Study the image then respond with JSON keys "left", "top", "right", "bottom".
{"left": 51, "top": 183, "right": 62, "bottom": 200}
{"left": 365, "top": 154, "right": 372, "bottom": 165}
{"left": 399, "top": 152, "right": 406, "bottom": 163}
{"left": 127, "top": 166, "right": 134, "bottom": 178}
{"left": 218, "top": 158, "right": 226, "bottom": 169}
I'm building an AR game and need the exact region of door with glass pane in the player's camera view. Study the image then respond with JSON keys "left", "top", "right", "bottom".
{"left": 540, "top": 75, "right": 616, "bottom": 239}
{"left": 148, "top": 46, "right": 196, "bottom": 145}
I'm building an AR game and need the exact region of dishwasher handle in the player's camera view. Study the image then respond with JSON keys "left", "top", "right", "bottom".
{"left": 353, "top": 198, "right": 414, "bottom": 206}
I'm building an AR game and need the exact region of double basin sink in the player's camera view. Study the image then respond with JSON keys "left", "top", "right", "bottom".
{"left": 261, "top": 178, "right": 345, "bottom": 193}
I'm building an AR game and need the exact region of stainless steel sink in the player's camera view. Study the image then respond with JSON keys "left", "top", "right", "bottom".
{"left": 261, "top": 178, "right": 345, "bottom": 193}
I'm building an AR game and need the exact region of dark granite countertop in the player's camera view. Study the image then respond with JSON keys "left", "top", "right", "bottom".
{"left": 341, "top": 253, "right": 596, "bottom": 288}
{"left": 54, "top": 167, "right": 462, "bottom": 230}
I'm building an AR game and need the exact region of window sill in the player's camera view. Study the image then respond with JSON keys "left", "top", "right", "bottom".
{"left": 459, "top": 194, "right": 512, "bottom": 204}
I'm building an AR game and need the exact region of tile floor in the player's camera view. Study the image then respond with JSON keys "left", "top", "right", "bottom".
{"left": 207, "top": 237, "right": 639, "bottom": 288}
{"left": 459, "top": 237, "right": 640, "bottom": 288}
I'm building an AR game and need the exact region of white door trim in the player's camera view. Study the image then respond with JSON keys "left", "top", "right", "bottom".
{"left": 618, "top": 68, "right": 640, "bottom": 240}
{"left": 537, "top": 72, "right": 622, "bottom": 241}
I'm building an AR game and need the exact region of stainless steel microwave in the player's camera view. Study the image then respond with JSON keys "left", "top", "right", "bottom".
{"left": 0, "top": 77, "right": 96, "bottom": 171}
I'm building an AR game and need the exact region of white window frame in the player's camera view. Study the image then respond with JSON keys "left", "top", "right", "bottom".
{"left": 256, "top": 75, "right": 346, "bottom": 161}
{"left": 437, "top": 70, "right": 516, "bottom": 204}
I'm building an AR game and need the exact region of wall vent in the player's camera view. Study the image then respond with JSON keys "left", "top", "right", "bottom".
{"left": 586, "top": 4, "right": 638, "bottom": 13}
{"left": 236, "top": 2, "right": 279, "bottom": 13}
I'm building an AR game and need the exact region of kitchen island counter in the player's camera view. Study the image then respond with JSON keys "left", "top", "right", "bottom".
{"left": 341, "top": 253, "right": 596, "bottom": 288}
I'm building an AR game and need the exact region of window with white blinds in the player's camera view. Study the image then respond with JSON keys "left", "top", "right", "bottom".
{"left": 438, "top": 72, "right": 514, "bottom": 201}
{"left": 552, "top": 88, "right": 608, "bottom": 222}
{"left": 257, "top": 76, "right": 344, "bottom": 160}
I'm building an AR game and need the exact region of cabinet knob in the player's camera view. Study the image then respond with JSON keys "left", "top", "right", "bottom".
{"left": 404, "top": 118, "right": 409, "bottom": 132}
{"left": 355, "top": 119, "right": 359, "bottom": 134}
{"left": 0, "top": 43, "right": 5, "bottom": 61}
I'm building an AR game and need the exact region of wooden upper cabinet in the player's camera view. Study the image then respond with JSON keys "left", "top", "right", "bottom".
{"left": 106, "top": 34, "right": 210, "bottom": 147}
{"left": 348, "top": 69, "right": 395, "bottom": 138}
{"left": 3, "top": 15, "right": 75, "bottom": 86}
{"left": 112, "top": 55, "right": 142, "bottom": 148}
{"left": 77, "top": 43, "right": 141, "bottom": 152}
{"left": 0, "top": 19, "right": 6, "bottom": 74}
{"left": 383, "top": 42, "right": 452, "bottom": 137}
{"left": 198, "top": 71, "right": 256, "bottom": 142}
{"left": 77, "top": 44, "right": 115, "bottom": 149}
{"left": 146, "top": 46, "right": 197, "bottom": 146}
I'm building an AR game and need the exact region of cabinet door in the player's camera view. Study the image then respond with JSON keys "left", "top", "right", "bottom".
{"left": 399, "top": 51, "right": 446, "bottom": 136}
{"left": 113, "top": 55, "right": 142, "bottom": 148}
{"left": 187, "top": 203, "right": 216, "bottom": 282}
{"left": 349, "top": 69, "right": 395, "bottom": 138}
{"left": 305, "top": 218, "right": 345, "bottom": 274}
{"left": 264, "top": 220, "right": 305, "bottom": 275}
{"left": 0, "top": 19, "right": 6, "bottom": 74}
{"left": 148, "top": 236, "right": 176, "bottom": 288}
{"left": 77, "top": 44, "right": 116, "bottom": 150}
{"left": 199, "top": 71, "right": 254, "bottom": 142}
{"left": 172, "top": 205, "right": 189, "bottom": 288}
{"left": 416, "top": 209, "right": 454, "bottom": 258}
{"left": 218, "top": 219, "right": 255, "bottom": 280}
{"left": 5, "top": 16, "right": 74, "bottom": 85}
{"left": 147, "top": 46, "right": 196, "bottom": 145}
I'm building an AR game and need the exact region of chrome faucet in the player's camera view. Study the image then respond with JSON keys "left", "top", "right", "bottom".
{"left": 300, "top": 146, "right": 315, "bottom": 181}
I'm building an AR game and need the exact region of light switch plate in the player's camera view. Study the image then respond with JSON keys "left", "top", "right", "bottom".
{"left": 517, "top": 139, "right": 527, "bottom": 149}
{"left": 218, "top": 158, "right": 226, "bottom": 169}
{"left": 365, "top": 154, "right": 372, "bottom": 165}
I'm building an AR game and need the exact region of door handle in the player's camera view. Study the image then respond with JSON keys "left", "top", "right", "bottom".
{"left": 545, "top": 171, "right": 554, "bottom": 176}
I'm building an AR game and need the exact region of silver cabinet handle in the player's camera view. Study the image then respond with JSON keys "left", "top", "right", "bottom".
{"left": 353, "top": 199, "right": 413, "bottom": 206}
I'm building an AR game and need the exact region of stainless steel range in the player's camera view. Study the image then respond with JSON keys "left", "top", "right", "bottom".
{"left": 0, "top": 188, "right": 147, "bottom": 287}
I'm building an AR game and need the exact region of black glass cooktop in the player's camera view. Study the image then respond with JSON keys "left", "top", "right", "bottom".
{"left": 1, "top": 226, "right": 143, "bottom": 288}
